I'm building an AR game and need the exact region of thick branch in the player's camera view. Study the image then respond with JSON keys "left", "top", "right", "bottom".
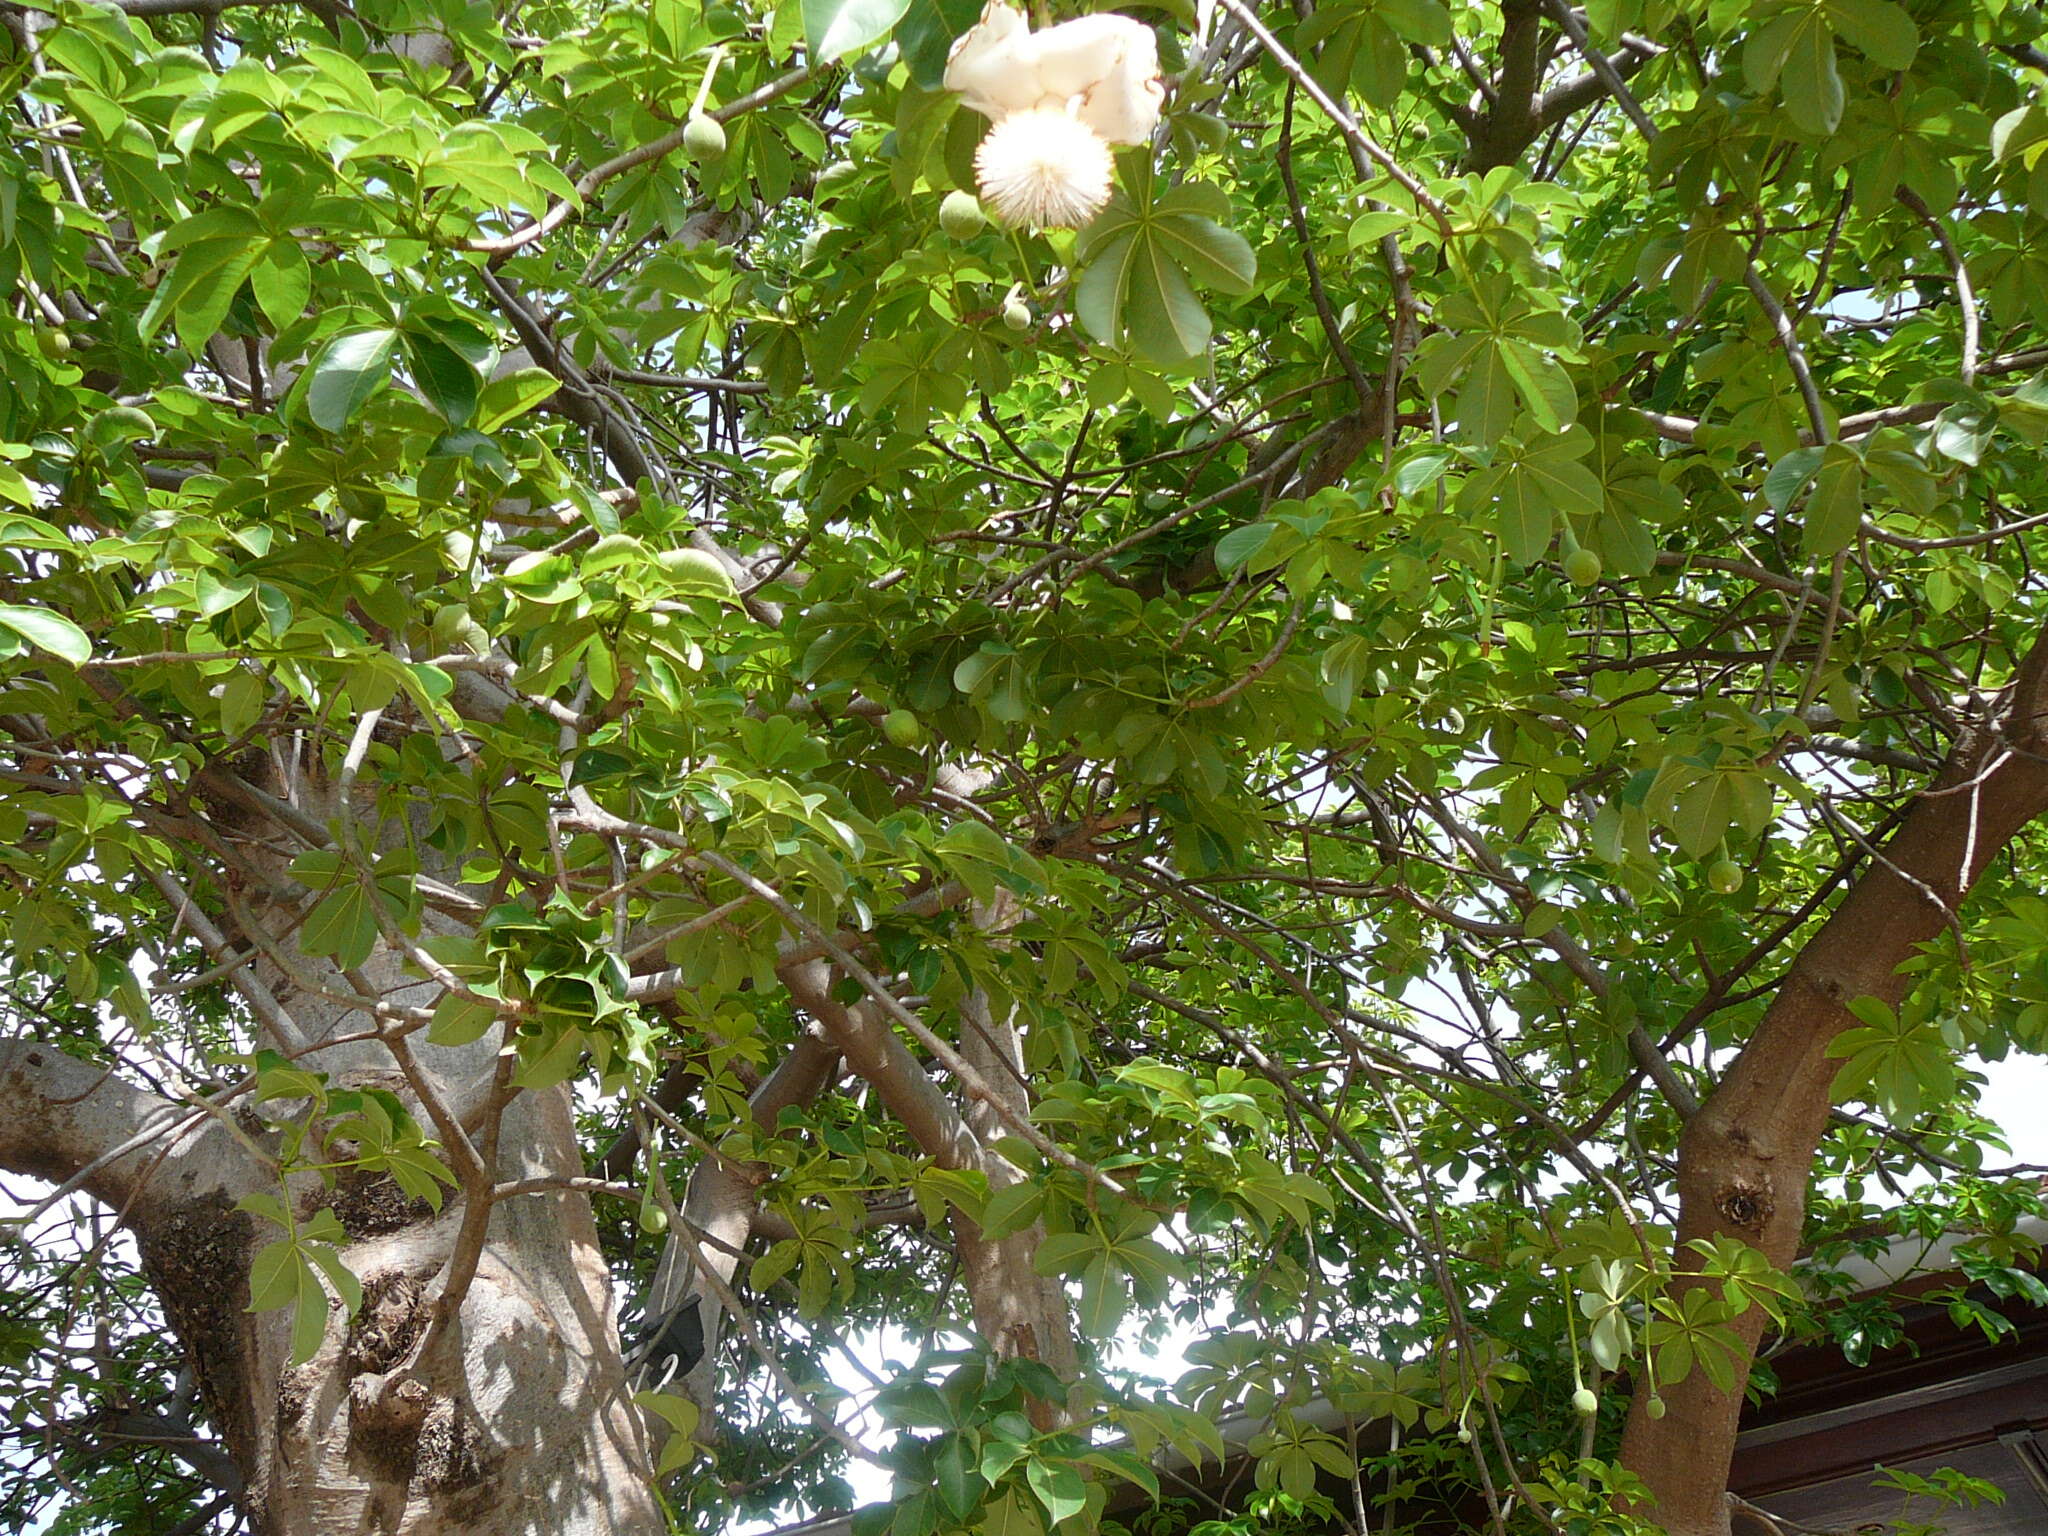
{"left": 780, "top": 960, "right": 980, "bottom": 1170}
{"left": 1463, "top": 0, "right": 1550, "bottom": 171}
{"left": 635, "top": 1025, "right": 840, "bottom": 1406}
{"left": 0, "top": 1041, "right": 211, "bottom": 1218}
{"left": 1533, "top": 32, "right": 1658, "bottom": 127}
{"left": 950, "top": 981, "right": 1078, "bottom": 1410}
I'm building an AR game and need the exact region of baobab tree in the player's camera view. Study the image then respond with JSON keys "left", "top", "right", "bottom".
{"left": 1, "top": 0, "right": 2045, "bottom": 1534}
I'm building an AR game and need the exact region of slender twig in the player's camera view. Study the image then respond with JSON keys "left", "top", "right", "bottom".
{"left": 1276, "top": 87, "right": 1376, "bottom": 414}
{"left": 464, "top": 65, "right": 817, "bottom": 258}
{"left": 1896, "top": 185, "right": 1980, "bottom": 386}
{"left": 1186, "top": 597, "right": 1308, "bottom": 709}
{"left": 1210, "top": 0, "right": 1453, "bottom": 236}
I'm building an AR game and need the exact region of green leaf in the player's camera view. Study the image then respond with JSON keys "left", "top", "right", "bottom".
{"left": 1588, "top": 1307, "right": 1631, "bottom": 1370}
{"left": 0, "top": 605, "right": 90, "bottom": 665}
{"left": 1479, "top": 431, "right": 1603, "bottom": 565}
{"left": 1074, "top": 175, "right": 1256, "bottom": 366}
{"left": 137, "top": 206, "right": 269, "bottom": 350}
{"left": 1763, "top": 446, "right": 1826, "bottom": 512}
{"left": 1376, "top": 0, "right": 1451, "bottom": 45}
{"left": 898, "top": 0, "right": 985, "bottom": 88}
{"left": 1077, "top": 1255, "right": 1130, "bottom": 1336}
{"left": 218, "top": 668, "right": 265, "bottom": 740}
{"left": 1670, "top": 773, "right": 1740, "bottom": 860}
{"left": 303, "top": 1240, "right": 363, "bottom": 1316}
{"left": 1802, "top": 447, "right": 1865, "bottom": 558}
{"left": 289, "top": 1257, "right": 332, "bottom": 1364}
{"left": 804, "top": 0, "right": 913, "bottom": 61}
{"left": 249, "top": 242, "right": 311, "bottom": 331}
{"left": 475, "top": 367, "right": 560, "bottom": 431}
{"left": 979, "top": 1491, "right": 1044, "bottom": 1536}
{"left": 406, "top": 329, "right": 481, "bottom": 426}
{"left": 246, "top": 1237, "right": 299, "bottom": 1313}
{"left": 1497, "top": 341, "right": 1577, "bottom": 433}
{"left": 1825, "top": 0, "right": 1916, "bottom": 69}
{"left": 980, "top": 1180, "right": 1046, "bottom": 1240}
{"left": 935, "top": 1433, "right": 981, "bottom": 1518}
{"left": 1031, "top": 1230, "right": 1097, "bottom": 1278}
{"left": 428, "top": 991, "right": 499, "bottom": 1046}
{"left": 300, "top": 879, "right": 380, "bottom": 971}
{"left": 1780, "top": 17, "right": 1845, "bottom": 136}
{"left": 306, "top": 328, "right": 400, "bottom": 432}
{"left": 1025, "top": 1459, "right": 1087, "bottom": 1527}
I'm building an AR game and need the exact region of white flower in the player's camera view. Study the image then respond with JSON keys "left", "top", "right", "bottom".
{"left": 972, "top": 105, "right": 1116, "bottom": 229}
{"left": 944, "top": 4, "right": 1164, "bottom": 230}
{"left": 1070, "top": 29, "right": 1164, "bottom": 146}
{"left": 943, "top": 1, "right": 1043, "bottom": 120}
{"left": 945, "top": 2, "right": 1164, "bottom": 146}
{"left": 1017, "top": 12, "right": 1163, "bottom": 145}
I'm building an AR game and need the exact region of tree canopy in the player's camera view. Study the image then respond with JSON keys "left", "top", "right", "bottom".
{"left": 3, "top": 0, "right": 2048, "bottom": 1533}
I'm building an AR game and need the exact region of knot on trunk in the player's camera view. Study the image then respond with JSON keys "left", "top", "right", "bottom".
{"left": 348, "top": 1373, "right": 496, "bottom": 1501}
{"left": 351, "top": 1371, "right": 433, "bottom": 1435}
{"left": 342, "top": 1268, "right": 500, "bottom": 1499}
{"left": 1714, "top": 1179, "right": 1774, "bottom": 1233}
{"left": 347, "top": 1269, "right": 430, "bottom": 1375}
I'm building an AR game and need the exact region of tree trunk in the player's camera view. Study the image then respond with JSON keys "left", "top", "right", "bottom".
{"left": 0, "top": 1036, "right": 663, "bottom": 1536}
{"left": 644, "top": 1024, "right": 842, "bottom": 1414}
{"left": 1619, "top": 629, "right": 2048, "bottom": 1535}
{"left": 952, "top": 985, "right": 1079, "bottom": 1402}
{"left": 0, "top": 750, "right": 669, "bottom": 1536}
{"left": 269, "top": 1083, "right": 660, "bottom": 1534}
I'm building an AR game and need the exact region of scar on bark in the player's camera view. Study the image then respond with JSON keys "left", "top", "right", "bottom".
{"left": 318, "top": 1166, "right": 436, "bottom": 1240}
{"left": 137, "top": 1191, "right": 259, "bottom": 1482}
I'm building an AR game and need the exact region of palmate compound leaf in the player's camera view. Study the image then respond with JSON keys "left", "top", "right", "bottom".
{"left": 1074, "top": 174, "right": 1256, "bottom": 367}
{"left": 1454, "top": 424, "right": 1604, "bottom": 565}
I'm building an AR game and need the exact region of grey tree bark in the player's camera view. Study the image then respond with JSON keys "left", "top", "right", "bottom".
{"left": 0, "top": 749, "right": 666, "bottom": 1536}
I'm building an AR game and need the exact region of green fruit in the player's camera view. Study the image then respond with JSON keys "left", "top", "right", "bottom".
{"left": 1455, "top": 1425, "right": 1472, "bottom": 1444}
{"left": 431, "top": 603, "right": 490, "bottom": 657}
{"left": 880, "top": 708, "right": 922, "bottom": 749}
{"left": 1707, "top": 858, "right": 1744, "bottom": 895}
{"left": 1003, "top": 300, "right": 1031, "bottom": 332}
{"left": 640, "top": 1203, "right": 669, "bottom": 1235}
{"left": 1647, "top": 1395, "right": 1667, "bottom": 1420}
{"left": 91, "top": 405, "right": 154, "bottom": 445}
{"left": 939, "top": 190, "right": 985, "bottom": 239}
{"left": 683, "top": 114, "right": 727, "bottom": 162}
{"left": 657, "top": 545, "right": 737, "bottom": 595}
{"left": 1571, "top": 1387, "right": 1598, "bottom": 1416}
{"left": 1563, "top": 548, "right": 1602, "bottom": 587}
{"left": 36, "top": 328, "right": 71, "bottom": 360}
{"left": 813, "top": 160, "right": 860, "bottom": 201}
